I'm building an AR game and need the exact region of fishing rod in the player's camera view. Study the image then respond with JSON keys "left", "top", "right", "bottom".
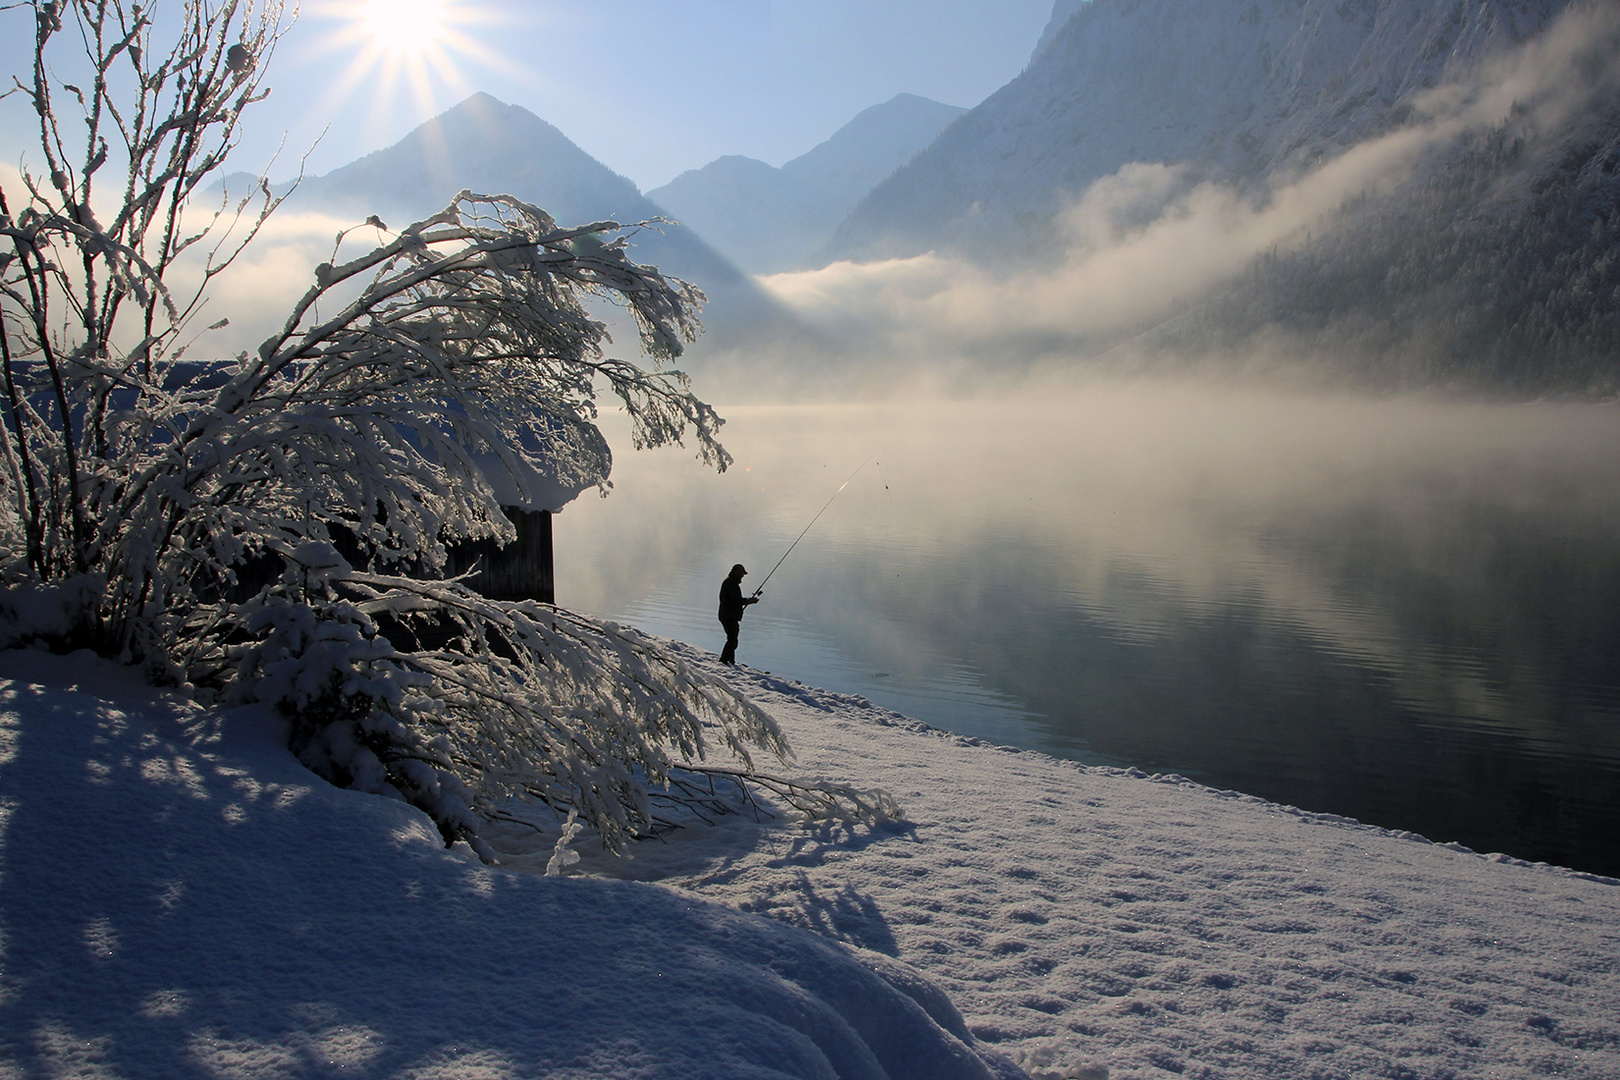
{"left": 752, "top": 459, "right": 868, "bottom": 596}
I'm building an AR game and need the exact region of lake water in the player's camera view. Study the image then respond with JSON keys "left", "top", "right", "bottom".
{"left": 553, "top": 384, "right": 1620, "bottom": 878}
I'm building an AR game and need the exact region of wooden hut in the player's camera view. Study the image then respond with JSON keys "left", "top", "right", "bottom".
{"left": 441, "top": 428, "right": 607, "bottom": 606}
{"left": 446, "top": 506, "right": 558, "bottom": 604}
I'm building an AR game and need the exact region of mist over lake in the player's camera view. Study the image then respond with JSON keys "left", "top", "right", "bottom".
{"left": 557, "top": 384, "right": 1620, "bottom": 879}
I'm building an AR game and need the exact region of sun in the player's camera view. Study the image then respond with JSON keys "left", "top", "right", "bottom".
{"left": 299, "top": 0, "right": 518, "bottom": 148}
{"left": 358, "top": 0, "right": 449, "bottom": 57}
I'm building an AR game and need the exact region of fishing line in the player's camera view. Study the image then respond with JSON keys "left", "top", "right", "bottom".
{"left": 875, "top": 460, "right": 894, "bottom": 507}
{"left": 752, "top": 459, "right": 868, "bottom": 596}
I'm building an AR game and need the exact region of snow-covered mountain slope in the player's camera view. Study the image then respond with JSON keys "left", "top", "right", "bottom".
{"left": 272, "top": 93, "right": 795, "bottom": 349}
{"left": 1167, "top": 75, "right": 1620, "bottom": 393}
{"left": 826, "top": 0, "right": 1568, "bottom": 263}
{"left": 648, "top": 94, "right": 965, "bottom": 274}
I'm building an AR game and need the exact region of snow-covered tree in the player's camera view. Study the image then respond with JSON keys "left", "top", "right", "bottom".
{"left": 1, "top": 0, "right": 894, "bottom": 857}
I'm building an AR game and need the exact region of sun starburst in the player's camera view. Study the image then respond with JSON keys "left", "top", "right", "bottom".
{"left": 298, "top": 0, "right": 512, "bottom": 145}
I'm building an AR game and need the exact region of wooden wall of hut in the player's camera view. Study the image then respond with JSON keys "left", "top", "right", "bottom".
{"left": 445, "top": 507, "right": 555, "bottom": 604}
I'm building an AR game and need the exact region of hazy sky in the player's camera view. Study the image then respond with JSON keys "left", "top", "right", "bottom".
{"left": 1, "top": 0, "right": 1055, "bottom": 192}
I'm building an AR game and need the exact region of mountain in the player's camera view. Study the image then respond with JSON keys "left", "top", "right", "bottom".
{"left": 292, "top": 92, "right": 646, "bottom": 227}
{"left": 827, "top": 0, "right": 1566, "bottom": 264}
{"left": 259, "top": 93, "right": 795, "bottom": 350}
{"left": 778, "top": 93, "right": 968, "bottom": 206}
{"left": 816, "top": 0, "right": 1620, "bottom": 394}
{"left": 647, "top": 94, "right": 966, "bottom": 275}
{"left": 1171, "top": 77, "right": 1620, "bottom": 394}
{"left": 645, "top": 155, "right": 830, "bottom": 277}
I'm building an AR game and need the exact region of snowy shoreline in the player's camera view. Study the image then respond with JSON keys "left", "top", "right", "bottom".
{"left": 3, "top": 644, "right": 1618, "bottom": 1079}
{"left": 489, "top": 642, "right": 1620, "bottom": 1079}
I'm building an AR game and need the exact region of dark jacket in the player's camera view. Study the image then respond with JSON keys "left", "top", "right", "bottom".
{"left": 718, "top": 577, "right": 753, "bottom": 623}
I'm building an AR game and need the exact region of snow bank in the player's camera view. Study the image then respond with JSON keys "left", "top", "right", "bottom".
{"left": 0, "top": 650, "right": 1020, "bottom": 1079}
{"left": 0, "top": 576, "right": 103, "bottom": 650}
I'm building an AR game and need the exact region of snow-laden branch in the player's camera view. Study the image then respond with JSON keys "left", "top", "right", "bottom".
{"left": 229, "top": 567, "right": 797, "bottom": 858}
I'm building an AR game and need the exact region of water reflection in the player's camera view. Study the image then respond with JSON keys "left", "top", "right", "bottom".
{"left": 555, "top": 385, "right": 1620, "bottom": 877}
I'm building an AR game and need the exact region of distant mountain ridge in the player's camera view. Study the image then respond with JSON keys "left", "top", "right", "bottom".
{"left": 647, "top": 93, "right": 965, "bottom": 274}
{"left": 256, "top": 93, "right": 793, "bottom": 350}
{"left": 294, "top": 92, "right": 646, "bottom": 227}
{"left": 779, "top": 93, "right": 967, "bottom": 206}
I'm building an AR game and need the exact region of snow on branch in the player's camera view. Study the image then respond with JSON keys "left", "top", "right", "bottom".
{"left": 232, "top": 568, "right": 799, "bottom": 858}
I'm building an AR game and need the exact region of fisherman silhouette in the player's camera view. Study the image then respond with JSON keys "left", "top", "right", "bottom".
{"left": 718, "top": 563, "right": 761, "bottom": 665}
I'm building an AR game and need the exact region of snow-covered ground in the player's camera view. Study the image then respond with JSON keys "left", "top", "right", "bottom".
{"left": 0, "top": 649, "right": 1016, "bottom": 1080}
{"left": 4, "top": 643, "right": 1618, "bottom": 1080}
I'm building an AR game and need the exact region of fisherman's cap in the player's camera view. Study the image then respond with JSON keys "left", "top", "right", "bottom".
{"left": 731, "top": 563, "right": 748, "bottom": 576}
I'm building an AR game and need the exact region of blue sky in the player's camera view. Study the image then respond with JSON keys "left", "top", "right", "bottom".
{"left": 2, "top": 1, "right": 1056, "bottom": 192}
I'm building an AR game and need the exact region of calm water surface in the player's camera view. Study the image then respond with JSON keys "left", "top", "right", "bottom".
{"left": 555, "top": 386, "right": 1620, "bottom": 878}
